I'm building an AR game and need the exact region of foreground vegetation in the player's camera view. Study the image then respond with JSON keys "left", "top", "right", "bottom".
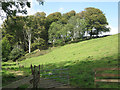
{"left": 2, "top": 34, "right": 119, "bottom": 88}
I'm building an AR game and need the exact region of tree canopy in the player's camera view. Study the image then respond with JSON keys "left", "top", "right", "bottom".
{"left": 82, "top": 7, "right": 110, "bottom": 37}
{"left": 0, "top": 0, "right": 44, "bottom": 20}
{"left": 1, "top": 7, "right": 110, "bottom": 61}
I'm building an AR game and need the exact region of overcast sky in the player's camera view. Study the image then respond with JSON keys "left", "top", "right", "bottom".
{"left": 0, "top": 0, "right": 119, "bottom": 35}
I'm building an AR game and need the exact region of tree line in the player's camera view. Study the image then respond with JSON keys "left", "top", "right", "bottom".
{"left": 1, "top": 7, "right": 110, "bottom": 61}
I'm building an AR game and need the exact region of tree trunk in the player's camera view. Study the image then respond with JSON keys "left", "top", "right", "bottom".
{"left": 79, "top": 31, "right": 82, "bottom": 39}
{"left": 71, "top": 37, "right": 74, "bottom": 41}
{"left": 90, "top": 30, "right": 93, "bottom": 39}
{"left": 28, "top": 39, "right": 31, "bottom": 53}
{"left": 63, "top": 37, "right": 65, "bottom": 44}
{"left": 28, "top": 34, "right": 31, "bottom": 53}
{"left": 96, "top": 30, "right": 99, "bottom": 38}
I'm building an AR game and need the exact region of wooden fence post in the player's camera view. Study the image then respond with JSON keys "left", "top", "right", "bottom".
{"left": 41, "top": 64, "right": 43, "bottom": 73}
{"left": 30, "top": 65, "right": 40, "bottom": 89}
{"left": 30, "top": 64, "right": 41, "bottom": 89}
{"left": 33, "top": 65, "right": 36, "bottom": 88}
{"left": 39, "top": 65, "right": 40, "bottom": 74}
{"left": 67, "top": 68, "right": 70, "bottom": 85}
{"left": 39, "top": 64, "right": 40, "bottom": 85}
{"left": 31, "top": 64, "right": 33, "bottom": 75}
{"left": 42, "top": 64, "right": 44, "bottom": 73}
{"left": 94, "top": 69, "right": 96, "bottom": 88}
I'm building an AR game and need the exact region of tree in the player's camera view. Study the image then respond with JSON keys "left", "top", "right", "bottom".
{"left": 9, "top": 47, "right": 24, "bottom": 61}
{"left": 31, "top": 38, "right": 46, "bottom": 51}
{"left": 67, "top": 16, "right": 87, "bottom": 41}
{"left": 76, "top": 11, "right": 85, "bottom": 19}
{"left": 75, "top": 18, "right": 87, "bottom": 39}
{"left": 2, "top": 36, "right": 11, "bottom": 61}
{"left": 32, "top": 12, "right": 47, "bottom": 50}
{"left": 61, "top": 23, "right": 74, "bottom": 41}
{"left": 2, "top": 12, "right": 47, "bottom": 54}
{"left": 34, "top": 12, "right": 46, "bottom": 18}
{"left": 46, "top": 12, "right": 62, "bottom": 24}
{"left": 48, "top": 21, "right": 63, "bottom": 46}
{"left": 0, "top": 0, "right": 44, "bottom": 19}
{"left": 23, "top": 16, "right": 34, "bottom": 53}
{"left": 83, "top": 7, "right": 110, "bottom": 38}
{"left": 1, "top": 1, "right": 30, "bottom": 18}
{"left": 61, "top": 10, "right": 76, "bottom": 24}
{"left": 63, "top": 10, "right": 76, "bottom": 20}
{"left": 1, "top": 16, "right": 25, "bottom": 49}
{"left": 34, "top": 12, "right": 47, "bottom": 43}
{"left": 23, "top": 13, "right": 47, "bottom": 53}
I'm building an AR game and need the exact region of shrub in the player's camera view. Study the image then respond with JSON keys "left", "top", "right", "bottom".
{"left": 2, "top": 37, "right": 11, "bottom": 61}
{"left": 9, "top": 48, "right": 25, "bottom": 61}
{"left": 54, "top": 39, "right": 64, "bottom": 46}
{"left": 31, "top": 38, "right": 46, "bottom": 51}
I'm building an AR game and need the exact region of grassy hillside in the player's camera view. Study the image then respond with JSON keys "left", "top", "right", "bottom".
{"left": 2, "top": 34, "right": 119, "bottom": 88}
{"left": 20, "top": 34, "right": 119, "bottom": 88}
{"left": 20, "top": 34, "right": 118, "bottom": 66}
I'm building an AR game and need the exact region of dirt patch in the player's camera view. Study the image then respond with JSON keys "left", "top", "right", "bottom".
{"left": 37, "top": 78, "right": 73, "bottom": 88}
{"left": 9, "top": 70, "right": 24, "bottom": 76}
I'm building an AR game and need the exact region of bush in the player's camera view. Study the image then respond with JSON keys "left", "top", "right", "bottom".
{"left": 9, "top": 48, "right": 25, "bottom": 61}
{"left": 31, "top": 38, "right": 46, "bottom": 51}
{"left": 2, "top": 37, "right": 11, "bottom": 61}
{"left": 54, "top": 39, "right": 64, "bottom": 46}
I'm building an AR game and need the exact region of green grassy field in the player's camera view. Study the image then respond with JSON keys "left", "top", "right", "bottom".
{"left": 20, "top": 34, "right": 118, "bottom": 66}
{"left": 2, "top": 34, "right": 119, "bottom": 88}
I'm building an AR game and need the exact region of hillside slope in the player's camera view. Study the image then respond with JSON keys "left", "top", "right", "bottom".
{"left": 3, "top": 34, "right": 119, "bottom": 88}
{"left": 20, "top": 34, "right": 118, "bottom": 67}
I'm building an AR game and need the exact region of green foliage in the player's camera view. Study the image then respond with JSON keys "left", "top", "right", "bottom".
{"left": 83, "top": 7, "right": 109, "bottom": 37}
{"left": 48, "top": 21, "right": 63, "bottom": 46}
{"left": 2, "top": 37, "right": 11, "bottom": 61}
{"left": 31, "top": 38, "right": 46, "bottom": 50}
{"left": 22, "top": 14, "right": 47, "bottom": 53}
{"left": 1, "top": 7, "right": 110, "bottom": 62}
{"left": 68, "top": 16, "right": 87, "bottom": 40}
{"left": 9, "top": 48, "right": 25, "bottom": 61}
{"left": 2, "top": 70, "right": 17, "bottom": 86}
{"left": 34, "top": 12, "right": 46, "bottom": 17}
{"left": 63, "top": 10, "right": 76, "bottom": 20}
{"left": 2, "top": 16, "right": 25, "bottom": 47}
{"left": 54, "top": 39, "right": 64, "bottom": 46}
{"left": 1, "top": 0, "right": 44, "bottom": 19}
{"left": 48, "top": 14, "right": 87, "bottom": 47}
{"left": 47, "top": 12, "right": 62, "bottom": 24}
{"left": 2, "top": 61, "right": 32, "bottom": 86}
{"left": 1, "top": 2, "right": 31, "bottom": 18}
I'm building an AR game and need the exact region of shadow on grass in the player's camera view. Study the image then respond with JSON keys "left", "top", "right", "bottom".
{"left": 42, "top": 56, "right": 119, "bottom": 88}
{"left": 2, "top": 67, "right": 31, "bottom": 87}
{"left": 2, "top": 55, "right": 119, "bottom": 88}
